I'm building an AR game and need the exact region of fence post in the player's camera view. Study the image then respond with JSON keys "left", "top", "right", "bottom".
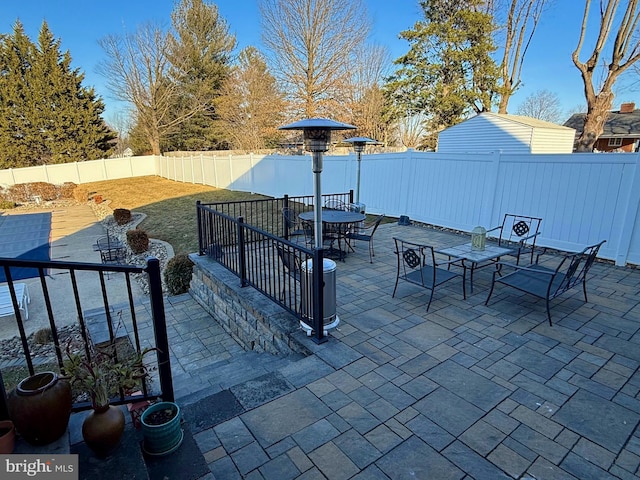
{"left": 146, "top": 257, "right": 174, "bottom": 403}
{"left": 311, "top": 248, "right": 326, "bottom": 344}
{"left": 238, "top": 216, "right": 248, "bottom": 287}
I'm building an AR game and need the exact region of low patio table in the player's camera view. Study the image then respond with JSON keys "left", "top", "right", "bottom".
{"left": 437, "top": 242, "right": 516, "bottom": 293}
{"left": 299, "top": 209, "right": 365, "bottom": 260}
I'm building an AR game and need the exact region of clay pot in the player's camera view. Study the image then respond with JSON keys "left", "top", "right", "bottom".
{"left": 0, "top": 420, "right": 15, "bottom": 454}
{"left": 7, "top": 371, "right": 72, "bottom": 445}
{"left": 82, "top": 405, "right": 125, "bottom": 457}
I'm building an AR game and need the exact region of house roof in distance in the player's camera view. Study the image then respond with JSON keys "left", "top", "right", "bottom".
{"left": 564, "top": 102, "right": 640, "bottom": 138}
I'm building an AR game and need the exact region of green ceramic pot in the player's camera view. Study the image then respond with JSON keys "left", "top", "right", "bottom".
{"left": 140, "top": 402, "right": 182, "bottom": 456}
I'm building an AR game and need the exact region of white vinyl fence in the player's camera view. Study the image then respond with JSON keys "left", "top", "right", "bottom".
{"left": 2, "top": 151, "right": 639, "bottom": 266}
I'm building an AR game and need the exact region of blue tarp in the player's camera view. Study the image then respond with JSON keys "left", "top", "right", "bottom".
{"left": 0, "top": 212, "right": 51, "bottom": 282}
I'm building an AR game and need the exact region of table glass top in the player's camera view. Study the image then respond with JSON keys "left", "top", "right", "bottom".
{"left": 298, "top": 209, "right": 366, "bottom": 223}
{"left": 437, "top": 242, "right": 516, "bottom": 263}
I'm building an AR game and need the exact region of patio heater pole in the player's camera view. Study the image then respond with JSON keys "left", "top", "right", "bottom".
{"left": 344, "top": 137, "right": 380, "bottom": 205}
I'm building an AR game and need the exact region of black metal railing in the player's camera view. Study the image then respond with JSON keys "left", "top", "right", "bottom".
{"left": 0, "top": 257, "right": 173, "bottom": 419}
{"left": 196, "top": 192, "right": 353, "bottom": 344}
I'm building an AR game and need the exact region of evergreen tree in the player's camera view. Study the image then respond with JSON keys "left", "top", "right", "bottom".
{"left": 384, "top": 0, "right": 500, "bottom": 149}
{"left": 0, "top": 21, "right": 115, "bottom": 167}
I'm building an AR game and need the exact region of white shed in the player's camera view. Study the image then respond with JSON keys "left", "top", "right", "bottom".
{"left": 436, "top": 112, "right": 576, "bottom": 154}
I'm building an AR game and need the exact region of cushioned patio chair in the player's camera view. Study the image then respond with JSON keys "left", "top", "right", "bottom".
{"left": 485, "top": 240, "right": 606, "bottom": 326}
{"left": 486, "top": 214, "right": 543, "bottom": 265}
{"left": 345, "top": 214, "right": 385, "bottom": 263}
{"left": 392, "top": 237, "right": 466, "bottom": 312}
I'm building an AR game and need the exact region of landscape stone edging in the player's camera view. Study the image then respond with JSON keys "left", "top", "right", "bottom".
{"left": 188, "top": 253, "right": 311, "bottom": 357}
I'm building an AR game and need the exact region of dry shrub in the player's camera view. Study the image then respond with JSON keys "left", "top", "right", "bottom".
{"left": 113, "top": 208, "right": 132, "bottom": 225}
{"left": 73, "top": 185, "right": 90, "bottom": 203}
{"left": 58, "top": 182, "right": 77, "bottom": 199}
{"left": 7, "top": 184, "right": 31, "bottom": 203}
{"left": 0, "top": 200, "right": 16, "bottom": 209}
{"left": 29, "top": 182, "right": 58, "bottom": 201}
{"left": 126, "top": 229, "right": 149, "bottom": 254}
{"left": 33, "top": 328, "right": 53, "bottom": 344}
{"left": 163, "top": 254, "right": 194, "bottom": 295}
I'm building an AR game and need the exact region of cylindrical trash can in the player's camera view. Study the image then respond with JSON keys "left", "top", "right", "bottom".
{"left": 300, "top": 258, "right": 340, "bottom": 335}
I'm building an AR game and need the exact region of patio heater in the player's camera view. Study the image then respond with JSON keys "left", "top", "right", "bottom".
{"left": 344, "top": 136, "right": 380, "bottom": 213}
{"left": 279, "top": 118, "right": 355, "bottom": 342}
{"left": 279, "top": 118, "right": 356, "bottom": 248}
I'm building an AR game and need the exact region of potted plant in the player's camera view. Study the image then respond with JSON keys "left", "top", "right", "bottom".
{"left": 63, "top": 342, "right": 154, "bottom": 457}
{"left": 0, "top": 419, "right": 15, "bottom": 453}
{"left": 140, "top": 401, "right": 182, "bottom": 456}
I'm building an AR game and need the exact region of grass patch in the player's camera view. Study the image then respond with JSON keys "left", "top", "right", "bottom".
{"left": 82, "top": 176, "right": 268, "bottom": 255}
{"left": 82, "top": 175, "right": 397, "bottom": 255}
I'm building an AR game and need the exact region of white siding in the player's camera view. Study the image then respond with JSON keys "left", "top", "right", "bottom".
{"left": 437, "top": 113, "right": 575, "bottom": 154}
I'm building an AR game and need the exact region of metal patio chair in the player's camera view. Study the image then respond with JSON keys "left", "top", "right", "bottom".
{"left": 276, "top": 244, "right": 302, "bottom": 303}
{"left": 282, "top": 207, "right": 306, "bottom": 243}
{"left": 344, "top": 214, "right": 385, "bottom": 263}
{"left": 486, "top": 214, "right": 543, "bottom": 265}
{"left": 392, "top": 238, "right": 467, "bottom": 312}
{"left": 485, "top": 240, "right": 606, "bottom": 326}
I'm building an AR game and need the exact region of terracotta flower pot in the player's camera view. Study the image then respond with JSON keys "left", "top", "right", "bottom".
{"left": 0, "top": 420, "right": 15, "bottom": 454}
{"left": 7, "top": 371, "right": 72, "bottom": 445}
{"left": 82, "top": 405, "right": 125, "bottom": 457}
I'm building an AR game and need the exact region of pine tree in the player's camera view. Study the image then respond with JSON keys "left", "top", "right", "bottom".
{"left": 0, "top": 21, "right": 115, "bottom": 168}
{"left": 384, "top": 0, "right": 500, "bottom": 149}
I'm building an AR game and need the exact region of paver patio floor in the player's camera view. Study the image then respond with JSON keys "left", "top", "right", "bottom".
{"left": 141, "top": 221, "right": 640, "bottom": 479}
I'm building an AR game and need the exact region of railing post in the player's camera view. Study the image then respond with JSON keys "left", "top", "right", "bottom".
{"left": 238, "top": 216, "right": 248, "bottom": 287}
{"left": 312, "top": 248, "right": 326, "bottom": 344}
{"left": 0, "top": 370, "right": 8, "bottom": 420}
{"left": 146, "top": 257, "right": 174, "bottom": 403}
{"left": 349, "top": 189, "right": 354, "bottom": 204}
{"left": 196, "top": 200, "right": 204, "bottom": 255}
{"left": 283, "top": 195, "right": 290, "bottom": 240}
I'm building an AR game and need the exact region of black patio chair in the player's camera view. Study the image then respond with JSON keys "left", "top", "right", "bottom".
{"left": 276, "top": 244, "right": 302, "bottom": 303}
{"left": 282, "top": 207, "right": 306, "bottom": 242}
{"left": 485, "top": 240, "right": 606, "bottom": 326}
{"left": 344, "top": 214, "right": 385, "bottom": 263}
{"left": 392, "top": 238, "right": 466, "bottom": 312}
{"left": 324, "top": 199, "right": 346, "bottom": 210}
{"left": 486, "top": 214, "right": 543, "bottom": 265}
{"left": 96, "top": 236, "right": 126, "bottom": 279}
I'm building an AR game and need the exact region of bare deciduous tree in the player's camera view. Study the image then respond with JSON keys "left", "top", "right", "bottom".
{"left": 572, "top": 0, "right": 640, "bottom": 151}
{"left": 99, "top": 23, "right": 195, "bottom": 155}
{"left": 492, "top": 0, "right": 549, "bottom": 113}
{"left": 347, "top": 44, "right": 392, "bottom": 142}
{"left": 259, "top": 0, "right": 370, "bottom": 119}
{"left": 514, "top": 89, "right": 563, "bottom": 122}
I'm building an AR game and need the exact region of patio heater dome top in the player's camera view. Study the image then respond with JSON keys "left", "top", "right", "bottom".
{"left": 343, "top": 136, "right": 380, "bottom": 144}
{"left": 278, "top": 118, "right": 357, "bottom": 131}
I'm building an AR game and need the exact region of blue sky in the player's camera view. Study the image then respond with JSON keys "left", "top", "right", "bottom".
{"left": 0, "top": 1, "right": 636, "bottom": 124}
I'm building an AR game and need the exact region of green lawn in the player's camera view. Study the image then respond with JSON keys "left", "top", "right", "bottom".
{"left": 83, "top": 176, "right": 268, "bottom": 255}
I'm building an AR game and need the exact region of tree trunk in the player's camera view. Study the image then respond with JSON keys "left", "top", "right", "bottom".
{"left": 575, "top": 94, "right": 614, "bottom": 152}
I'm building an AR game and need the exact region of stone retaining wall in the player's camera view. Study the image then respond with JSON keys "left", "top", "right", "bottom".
{"left": 188, "top": 254, "right": 310, "bottom": 356}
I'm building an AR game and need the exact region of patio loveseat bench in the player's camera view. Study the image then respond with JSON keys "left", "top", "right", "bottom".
{"left": 484, "top": 240, "right": 606, "bottom": 326}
